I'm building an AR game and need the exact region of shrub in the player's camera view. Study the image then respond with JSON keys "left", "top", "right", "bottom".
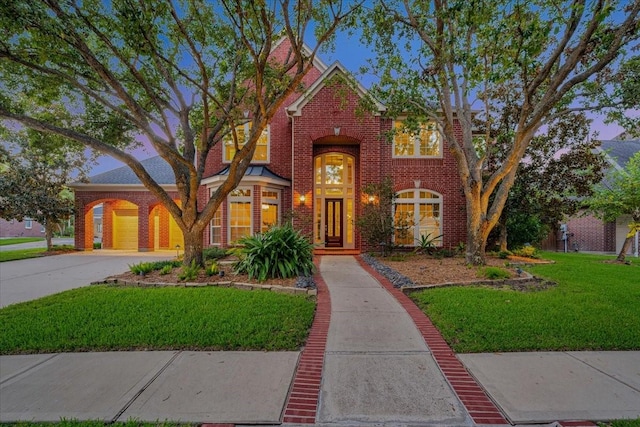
{"left": 178, "top": 260, "right": 200, "bottom": 281}
{"left": 480, "top": 266, "right": 511, "bottom": 280}
{"left": 203, "top": 247, "right": 228, "bottom": 261}
{"left": 232, "top": 225, "right": 315, "bottom": 282}
{"left": 498, "top": 250, "right": 512, "bottom": 259}
{"left": 513, "top": 245, "right": 539, "bottom": 259}
{"left": 150, "top": 260, "right": 181, "bottom": 270}
{"left": 206, "top": 261, "right": 220, "bottom": 276}
{"left": 129, "top": 262, "right": 155, "bottom": 276}
{"left": 414, "top": 232, "right": 443, "bottom": 254}
{"left": 159, "top": 265, "right": 173, "bottom": 275}
{"left": 93, "top": 242, "right": 102, "bottom": 249}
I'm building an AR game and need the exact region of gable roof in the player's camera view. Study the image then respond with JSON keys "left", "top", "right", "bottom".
{"left": 69, "top": 156, "right": 176, "bottom": 191}
{"left": 599, "top": 138, "right": 640, "bottom": 171}
{"left": 286, "top": 61, "right": 386, "bottom": 117}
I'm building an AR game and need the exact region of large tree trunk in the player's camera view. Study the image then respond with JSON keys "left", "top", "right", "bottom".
{"left": 182, "top": 226, "right": 205, "bottom": 267}
{"left": 465, "top": 195, "right": 491, "bottom": 265}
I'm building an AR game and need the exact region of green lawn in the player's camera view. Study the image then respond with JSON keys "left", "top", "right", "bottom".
{"left": 410, "top": 252, "right": 640, "bottom": 353}
{"left": 0, "top": 248, "right": 47, "bottom": 262}
{"left": 0, "top": 237, "right": 44, "bottom": 246}
{"left": 0, "top": 286, "right": 315, "bottom": 354}
{"left": 1, "top": 422, "right": 189, "bottom": 427}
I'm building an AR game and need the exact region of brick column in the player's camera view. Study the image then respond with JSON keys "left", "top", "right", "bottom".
{"left": 137, "top": 202, "right": 151, "bottom": 252}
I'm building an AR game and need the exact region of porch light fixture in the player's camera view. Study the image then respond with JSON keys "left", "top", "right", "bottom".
{"left": 334, "top": 126, "right": 341, "bottom": 136}
{"left": 368, "top": 195, "right": 375, "bottom": 203}
{"left": 299, "top": 194, "right": 306, "bottom": 205}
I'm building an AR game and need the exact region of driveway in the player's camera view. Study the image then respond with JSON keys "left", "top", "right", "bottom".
{"left": 0, "top": 250, "right": 174, "bottom": 308}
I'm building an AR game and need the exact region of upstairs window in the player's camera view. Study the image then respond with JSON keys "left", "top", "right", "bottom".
{"left": 223, "top": 123, "right": 269, "bottom": 163}
{"left": 393, "top": 120, "right": 442, "bottom": 158}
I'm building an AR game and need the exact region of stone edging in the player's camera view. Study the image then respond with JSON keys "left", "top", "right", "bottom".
{"left": 92, "top": 278, "right": 317, "bottom": 296}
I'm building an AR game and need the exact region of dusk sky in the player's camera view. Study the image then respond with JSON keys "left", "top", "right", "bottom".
{"left": 89, "top": 30, "right": 630, "bottom": 175}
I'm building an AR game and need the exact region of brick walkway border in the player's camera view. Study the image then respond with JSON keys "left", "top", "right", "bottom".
{"left": 282, "top": 259, "right": 331, "bottom": 424}
{"left": 356, "top": 257, "right": 510, "bottom": 425}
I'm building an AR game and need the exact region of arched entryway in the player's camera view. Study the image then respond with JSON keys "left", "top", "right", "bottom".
{"left": 313, "top": 152, "right": 355, "bottom": 249}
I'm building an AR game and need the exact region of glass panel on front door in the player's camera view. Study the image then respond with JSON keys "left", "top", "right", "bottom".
{"left": 325, "top": 199, "right": 343, "bottom": 247}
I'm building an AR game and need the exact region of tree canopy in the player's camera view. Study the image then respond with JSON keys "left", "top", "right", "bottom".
{"left": 0, "top": 0, "right": 361, "bottom": 265}
{"left": 0, "top": 127, "right": 89, "bottom": 249}
{"left": 361, "top": 0, "right": 639, "bottom": 264}
{"left": 587, "top": 150, "right": 640, "bottom": 261}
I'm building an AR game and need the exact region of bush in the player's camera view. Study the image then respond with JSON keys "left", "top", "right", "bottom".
{"left": 480, "top": 266, "right": 511, "bottom": 280}
{"left": 206, "top": 261, "right": 220, "bottom": 276}
{"left": 513, "top": 245, "right": 539, "bottom": 259}
{"left": 178, "top": 260, "right": 200, "bottom": 281}
{"left": 498, "top": 250, "right": 512, "bottom": 259}
{"left": 203, "top": 247, "right": 228, "bottom": 261}
{"left": 93, "top": 242, "right": 102, "bottom": 249}
{"left": 129, "top": 262, "right": 155, "bottom": 276}
{"left": 159, "top": 265, "right": 173, "bottom": 275}
{"left": 232, "top": 225, "right": 315, "bottom": 282}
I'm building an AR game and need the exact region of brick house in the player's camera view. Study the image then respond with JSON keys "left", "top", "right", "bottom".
{"left": 70, "top": 40, "right": 467, "bottom": 253}
{"left": 543, "top": 135, "right": 639, "bottom": 256}
{"left": 0, "top": 218, "right": 45, "bottom": 238}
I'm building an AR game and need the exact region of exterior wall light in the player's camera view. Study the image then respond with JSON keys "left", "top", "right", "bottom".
{"left": 299, "top": 194, "right": 306, "bottom": 205}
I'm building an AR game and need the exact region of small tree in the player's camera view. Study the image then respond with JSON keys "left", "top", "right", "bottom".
{"left": 0, "top": 130, "right": 89, "bottom": 249}
{"left": 492, "top": 113, "right": 606, "bottom": 251}
{"left": 356, "top": 177, "right": 411, "bottom": 255}
{"left": 587, "top": 151, "right": 640, "bottom": 261}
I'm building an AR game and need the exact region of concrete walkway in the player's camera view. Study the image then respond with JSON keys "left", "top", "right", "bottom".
{"left": 316, "top": 256, "right": 471, "bottom": 425}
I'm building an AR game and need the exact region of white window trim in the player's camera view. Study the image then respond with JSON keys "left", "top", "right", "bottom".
{"left": 227, "top": 187, "right": 253, "bottom": 243}
{"left": 25, "top": 219, "right": 33, "bottom": 229}
{"left": 223, "top": 124, "right": 270, "bottom": 164}
{"left": 261, "top": 188, "right": 281, "bottom": 232}
{"left": 392, "top": 120, "right": 443, "bottom": 159}
{"left": 394, "top": 189, "right": 443, "bottom": 246}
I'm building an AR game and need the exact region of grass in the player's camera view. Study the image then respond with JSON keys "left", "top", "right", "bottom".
{"left": 0, "top": 237, "right": 44, "bottom": 246}
{"left": 410, "top": 252, "right": 640, "bottom": 353}
{"left": 0, "top": 245, "right": 76, "bottom": 262}
{"left": 0, "top": 248, "right": 47, "bottom": 262}
{"left": 0, "top": 285, "right": 315, "bottom": 354}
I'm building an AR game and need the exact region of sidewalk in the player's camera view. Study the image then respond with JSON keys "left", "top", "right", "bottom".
{"left": 1, "top": 255, "right": 639, "bottom": 425}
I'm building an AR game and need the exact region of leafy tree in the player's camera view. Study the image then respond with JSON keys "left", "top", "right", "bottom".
{"left": 0, "top": 129, "right": 90, "bottom": 249}
{"left": 587, "top": 151, "right": 640, "bottom": 262}
{"left": 493, "top": 113, "right": 606, "bottom": 250}
{"left": 356, "top": 177, "right": 411, "bottom": 255}
{"left": 0, "top": 0, "right": 361, "bottom": 266}
{"left": 362, "top": 0, "right": 639, "bottom": 264}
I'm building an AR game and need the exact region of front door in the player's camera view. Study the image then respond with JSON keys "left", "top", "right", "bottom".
{"left": 325, "top": 198, "right": 343, "bottom": 247}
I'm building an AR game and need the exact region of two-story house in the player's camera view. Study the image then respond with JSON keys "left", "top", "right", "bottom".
{"left": 70, "top": 40, "right": 467, "bottom": 254}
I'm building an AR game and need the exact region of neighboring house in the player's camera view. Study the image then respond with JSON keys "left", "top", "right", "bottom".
{"left": 545, "top": 134, "right": 639, "bottom": 255}
{"left": 70, "top": 40, "right": 468, "bottom": 253}
{"left": 0, "top": 217, "right": 45, "bottom": 238}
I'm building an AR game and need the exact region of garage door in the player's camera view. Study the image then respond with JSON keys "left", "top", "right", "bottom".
{"left": 113, "top": 209, "right": 138, "bottom": 250}
{"left": 169, "top": 215, "right": 184, "bottom": 249}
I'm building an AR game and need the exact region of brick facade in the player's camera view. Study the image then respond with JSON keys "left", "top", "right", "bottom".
{"left": 72, "top": 42, "right": 468, "bottom": 253}
{"left": 0, "top": 218, "right": 46, "bottom": 238}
